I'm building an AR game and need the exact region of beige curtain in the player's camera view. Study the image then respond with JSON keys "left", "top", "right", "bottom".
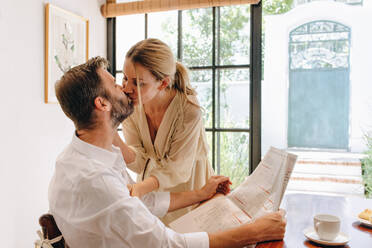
{"left": 101, "top": 0, "right": 261, "bottom": 18}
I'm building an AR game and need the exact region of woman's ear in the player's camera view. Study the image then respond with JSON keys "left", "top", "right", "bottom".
{"left": 158, "top": 77, "right": 170, "bottom": 90}
{"left": 94, "top": 96, "right": 111, "bottom": 112}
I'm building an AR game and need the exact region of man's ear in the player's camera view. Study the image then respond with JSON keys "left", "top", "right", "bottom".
{"left": 158, "top": 77, "right": 170, "bottom": 90}
{"left": 94, "top": 96, "right": 111, "bottom": 112}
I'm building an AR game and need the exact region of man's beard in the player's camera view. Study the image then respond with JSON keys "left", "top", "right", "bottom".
{"left": 107, "top": 93, "right": 134, "bottom": 128}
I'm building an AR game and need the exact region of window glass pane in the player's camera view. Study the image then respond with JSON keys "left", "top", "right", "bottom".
{"left": 216, "top": 69, "right": 250, "bottom": 128}
{"left": 218, "top": 5, "right": 250, "bottom": 65}
{"left": 116, "top": 15, "right": 145, "bottom": 71}
{"left": 190, "top": 69, "right": 212, "bottom": 128}
{"left": 216, "top": 132, "right": 250, "bottom": 188}
{"left": 147, "top": 11, "right": 178, "bottom": 57}
{"left": 206, "top": 131, "right": 213, "bottom": 167}
{"left": 183, "top": 8, "right": 213, "bottom": 67}
{"left": 115, "top": 72, "right": 123, "bottom": 86}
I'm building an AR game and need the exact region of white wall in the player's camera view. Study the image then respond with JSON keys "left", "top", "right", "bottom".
{"left": 262, "top": 1, "right": 372, "bottom": 154}
{"left": 0, "top": 0, "right": 106, "bottom": 246}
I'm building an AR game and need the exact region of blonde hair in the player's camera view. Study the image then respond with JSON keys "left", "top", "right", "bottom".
{"left": 126, "top": 38, "right": 198, "bottom": 105}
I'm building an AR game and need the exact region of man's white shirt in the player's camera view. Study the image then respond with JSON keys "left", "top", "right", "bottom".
{"left": 48, "top": 133, "right": 209, "bottom": 248}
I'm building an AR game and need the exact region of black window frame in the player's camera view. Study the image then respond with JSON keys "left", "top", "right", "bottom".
{"left": 107, "top": 2, "right": 262, "bottom": 173}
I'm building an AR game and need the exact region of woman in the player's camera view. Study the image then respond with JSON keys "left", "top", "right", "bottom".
{"left": 114, "top": 38, "right": 215, "bottom": 225}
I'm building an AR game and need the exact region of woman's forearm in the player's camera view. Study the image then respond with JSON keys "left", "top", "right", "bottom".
{"left": 113, "top": 132, "right": 136, "bottom": 164}
{"left": 168, "top": 190, "right": 205, "bottom": 212}
{"left": 168, "top": 176, "right": 230, "bottom": 212}
{"left": 130, "top": 176, "right": 159, "bottom": 197}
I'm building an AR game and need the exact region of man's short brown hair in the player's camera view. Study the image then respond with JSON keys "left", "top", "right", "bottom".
{"left": 55, "top": 56, "right": 109, "bottom": 130}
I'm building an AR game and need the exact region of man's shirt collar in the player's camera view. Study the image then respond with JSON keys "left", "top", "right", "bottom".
{"left": 71, "top": 132, "right": 121, "bottom": 167}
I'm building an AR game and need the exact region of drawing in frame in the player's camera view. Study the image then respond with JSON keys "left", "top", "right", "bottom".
{"left": 45, "top": 3, "right": 89, "bottom": 103}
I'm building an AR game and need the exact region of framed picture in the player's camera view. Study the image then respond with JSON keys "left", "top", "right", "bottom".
{"left": 45, "top": 4, "right": 89, "bottom": 103}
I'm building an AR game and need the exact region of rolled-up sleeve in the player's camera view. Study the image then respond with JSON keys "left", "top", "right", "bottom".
{"left": 150, "top": 105, "right": 203, "bottom": 190}
{"left": 184, "top": 232, "right": 210, "bottom": 248}
{"left": 122, "top": 116, "right": 148, "bottom": 174}
{"left": 141, "top": 192, "right": 170, "bottom": 218}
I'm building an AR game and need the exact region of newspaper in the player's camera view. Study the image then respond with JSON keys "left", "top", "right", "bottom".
{"left": 169, "top": 147, "right": 297, "bottom": 235}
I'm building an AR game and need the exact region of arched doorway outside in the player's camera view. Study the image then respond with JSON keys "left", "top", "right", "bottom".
{"left": 288, "top": 20, "right": 351, "bottom": 150}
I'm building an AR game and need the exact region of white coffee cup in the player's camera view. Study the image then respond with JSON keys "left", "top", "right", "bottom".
{"left": 313, "top": 214, "right": 340, "bottom": 241}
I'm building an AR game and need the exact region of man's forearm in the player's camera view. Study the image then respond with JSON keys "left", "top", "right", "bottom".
{"left": 209, "top": 210, "right": 286, "bottom": 248}
{"left": 208, "top": 224, "right": 257, "bottom": 248}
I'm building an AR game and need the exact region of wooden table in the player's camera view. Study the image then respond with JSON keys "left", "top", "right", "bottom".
{"left": 256, "top": 193, "right": 372, "bottom": 247}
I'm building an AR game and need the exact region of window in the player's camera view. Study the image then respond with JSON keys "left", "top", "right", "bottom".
{"left": 110, "top": 4, "right": 262, "bottom": 187}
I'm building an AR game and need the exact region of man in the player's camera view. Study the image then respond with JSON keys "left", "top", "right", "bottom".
{"left": 49, "top": 57, "right": 286, "bottom": 248}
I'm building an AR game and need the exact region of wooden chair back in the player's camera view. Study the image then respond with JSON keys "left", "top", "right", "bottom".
{"left": 38, "top": 214, "right": 69, "bottom": 248}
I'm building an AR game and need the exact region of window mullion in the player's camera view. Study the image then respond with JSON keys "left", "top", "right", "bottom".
{"left": 144, "top": 14, "right": 148, "bottom": 39}
{"left": 250, "top": 2, "right": 262, "bottom": 173}
{"left": 177, "top": 10, "right": 183, "bottom": 61}
{"left": 216, "top": 7, "right": 221, "bottom": 174}
{"left": 107, "top": 17, "right": 116, "bottom": 76}
{"left": 212, "top": 7, "right": 216, "bottom": 171}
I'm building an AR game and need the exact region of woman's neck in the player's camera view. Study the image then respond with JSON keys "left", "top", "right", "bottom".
{"left": 144, "top": 89, "right": 176, "bottom": 115}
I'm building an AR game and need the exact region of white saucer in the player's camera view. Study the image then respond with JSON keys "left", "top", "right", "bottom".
{"left": 358, "top": 217, "right": 372, "bottom": 228}
{"left": 303, "top": 227, "right": 350, "bottom": 246}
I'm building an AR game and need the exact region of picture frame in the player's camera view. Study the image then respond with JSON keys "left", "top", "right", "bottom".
{"left": 45, "top": 4, "right": 89, "bottom": 103}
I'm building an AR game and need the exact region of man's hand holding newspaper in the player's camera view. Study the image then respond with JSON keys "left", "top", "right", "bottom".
{"left": 170, "top": 147, "right": 297, "bottom": 246}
